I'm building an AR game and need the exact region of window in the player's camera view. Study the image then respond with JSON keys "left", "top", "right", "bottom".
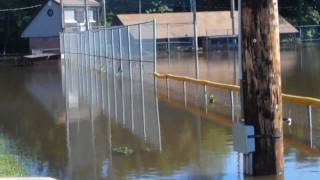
{"left": 88, "top": 10, "right": 96, "bottom": 23}
{"left": 65, "top": 10, "right": 76, "bottom": 23}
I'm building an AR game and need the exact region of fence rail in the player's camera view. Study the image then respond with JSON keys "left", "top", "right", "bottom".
{"left": 154, "top": 72, "right": 320, "bottom": 108}
{"left": 155, "top": 71, "right": 320, "bottom": 148}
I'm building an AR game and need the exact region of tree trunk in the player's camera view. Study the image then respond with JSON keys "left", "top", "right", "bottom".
{"left": 241, "top": 0, "right": 283, "bottom": 175}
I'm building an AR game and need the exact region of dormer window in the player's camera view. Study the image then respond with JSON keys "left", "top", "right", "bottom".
{"left": 65, "top": 10, "right": 77, "bottom": 23}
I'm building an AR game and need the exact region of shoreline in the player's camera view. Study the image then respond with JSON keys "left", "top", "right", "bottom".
{"left": 0, "top": 135, "right": 28, "bottom": 177}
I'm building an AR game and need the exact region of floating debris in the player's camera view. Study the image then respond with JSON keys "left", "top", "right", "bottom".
{"left": 209, "top": 95, "right": 216, "bottom": 104}
{"left": 112, "top": 147, "right": 134, "bottom": 156}
{"left": 283, "top": 117, "right": 292, "bottom": 126}
{"left": 144, "top": 147, "right": 151, "bottom": 152}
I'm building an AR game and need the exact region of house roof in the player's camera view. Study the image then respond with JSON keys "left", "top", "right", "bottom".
{"left": 54, "top": 0, "right": 100, "bottom": 7}
{"left": 117, "top": 11, "right": 298, "bottom": 39}
{"left": 22, "top": 0, "right": 62, "bottom": 38}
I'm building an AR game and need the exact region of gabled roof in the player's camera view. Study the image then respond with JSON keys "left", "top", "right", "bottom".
{"left": 54, "top": 0, "right": 100, "bottom": 7}
{"left": 117, "top": 11, "right": 298, "bottom": 39}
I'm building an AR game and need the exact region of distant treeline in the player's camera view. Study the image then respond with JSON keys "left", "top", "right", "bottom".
{"left": 0, "top": 0, "right": 44, "bottom": 54}
{"left": 0, "top": 0, "right": 319, "bottom": 54}
{"left": 107, "top": 0, "right": 320, "bottom": 25}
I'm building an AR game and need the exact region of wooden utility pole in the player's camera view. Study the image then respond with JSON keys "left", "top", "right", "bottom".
{"left": 240, "top": 0, "right": 283, "bottom": 176}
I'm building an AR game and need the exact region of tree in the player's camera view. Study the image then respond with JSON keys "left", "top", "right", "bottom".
{"left": 0, "top": 0, "right": 45, "bottom": 54}
{"left": 145, "top": 1, "right": 173, "bottom": 14}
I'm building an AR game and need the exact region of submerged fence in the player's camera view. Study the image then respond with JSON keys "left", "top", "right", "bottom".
{"left": 154, "top": 71, "right": 320, "bottom": 151}
{"left": 60, "top": 19, "right": 320, "bottom": 153}
{"left": 60, "top": 20, "right": 162, "bottom": 150}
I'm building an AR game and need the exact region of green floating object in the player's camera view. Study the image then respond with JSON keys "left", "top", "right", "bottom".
{"left": 209, "top": 95, "right": 216, "bottom": 104}
{"left": 112, "top": 146, "right": 134, "bottom": 156}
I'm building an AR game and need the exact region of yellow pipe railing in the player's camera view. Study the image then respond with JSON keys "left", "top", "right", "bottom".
{"left": 154, "top": 72, "right": 320, "bottom": 108}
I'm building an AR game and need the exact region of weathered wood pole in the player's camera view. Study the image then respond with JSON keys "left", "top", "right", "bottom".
{"left": 241, "top": 0, "right": 283, "bottom": 176}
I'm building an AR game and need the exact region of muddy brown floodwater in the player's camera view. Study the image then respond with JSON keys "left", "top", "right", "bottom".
{"left": 0, "top": 44, "right": 320, "bottom": 179}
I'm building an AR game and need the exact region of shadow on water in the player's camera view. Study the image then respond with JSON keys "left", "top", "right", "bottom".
{"left": 0, "top": 44, "right": 320, "bottom": 179}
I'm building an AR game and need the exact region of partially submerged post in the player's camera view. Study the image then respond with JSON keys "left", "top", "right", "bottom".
{"left": 240, "top": 0, "right": 284, "bottom": 176}
{"left": 230, "top": 0, "right": 236, "bottom": 35}
{"left": 190, "top": 0, "right": 199, "bottom": 79}
{"left": 84, "top": 0, "right": 89, "bottom": 30}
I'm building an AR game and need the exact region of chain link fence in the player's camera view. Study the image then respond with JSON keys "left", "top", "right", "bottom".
{"left": 61, "top": 21, "right": 162, "bottom": 150}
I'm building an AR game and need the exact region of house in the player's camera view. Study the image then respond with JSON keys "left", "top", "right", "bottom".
{"left": 22, "top": 0, "right": 101, "bottom": 54}
{"left": 116, "top": 11, "right": 299, "bottom": 49}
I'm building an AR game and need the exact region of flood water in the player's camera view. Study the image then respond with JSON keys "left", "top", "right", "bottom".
{"left": 0, "top": 44, "right": 320, "bottom": 179}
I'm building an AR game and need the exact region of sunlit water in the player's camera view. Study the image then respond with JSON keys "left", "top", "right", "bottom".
{"left": 0, "top": 44, "right": 320, "bottom": 179}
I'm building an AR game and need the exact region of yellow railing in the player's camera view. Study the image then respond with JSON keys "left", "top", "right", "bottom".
{"left": 154, "top": 72, "right": 320, "bottom": 108}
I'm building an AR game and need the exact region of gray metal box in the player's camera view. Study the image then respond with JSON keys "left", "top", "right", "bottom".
{"left": 232, "top": 123, "right": 255, "bottom": 154}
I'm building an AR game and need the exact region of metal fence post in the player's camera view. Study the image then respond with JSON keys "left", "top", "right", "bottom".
{"left": 111, "top": 29, "right": 118, "bottom": 121}
{"left": 204, "top": 84, "right": 208, "bottom": 114}
{"left": 68, "top": 33, "right": 71, "bottom": 60}
{"left": 99, "top": 30, "right": 102, "bottom": 58}
{"left": 167, "top": 23, "right": 171, "bottom": 73}
{"left": 166, "top": 77, "right": 170, "bottom": 100}
{"left": 119, "top": 28, "right": 125, "bottom": 126}
{"left": 88, "top": 31, "right": 91, "bottom": 73}
{"left": 77, "top": 33, "right": 81, "bottom": 93}
{"left": 86, "top": 31, "right": 90, "bottom": 100}
{"left": 92, "top": 32, "right": 97, "bottom": 106}
{"left": 127, "top": 26, "right": 134, "bottom": 131}
{"left": 183, "top": 81, "right": 187, "bottom": 108}
{"left": 105, "top": 29, "right": 110, "bottom": 119}
{"left": 93, "top": 31, "right": 96, "bottom": 70}
{"left": 230, "top": 91, "right": 235, "bottom": 122}
{"left": 307, "top": 105, "right": 313, "bottom": 147}
{"left": 139, "top": 24, "right": 147, "bottom": 141}
{"left": 153, "top": 19, "right": 162, "bottom": 151}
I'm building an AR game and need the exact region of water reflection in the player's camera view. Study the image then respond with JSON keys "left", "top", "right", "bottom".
{"left": 0, "top": 64, "right": 67, "bottom": 179}
{"left": 62, "top": 53, "right": 162, "bottom": 179}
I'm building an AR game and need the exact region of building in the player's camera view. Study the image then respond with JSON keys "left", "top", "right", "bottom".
{"left": 116, "top": 11, "right": 299, "bottom": 49}
{"left": 22, "top": 0, "right": 101, "bottom": 54}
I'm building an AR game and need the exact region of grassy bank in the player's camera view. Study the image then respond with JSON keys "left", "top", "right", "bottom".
{"left": 0, "top": 136, "right": 27, "bottom": 177}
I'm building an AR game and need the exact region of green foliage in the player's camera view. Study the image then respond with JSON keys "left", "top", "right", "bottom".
{"left": 0, "top": 0, "right": 45, "bottom": 54}
{"left": 279, "top": 0, "right": 320, "bottom": 25}
{"left": 302, "top": 6, "right": 320, "bottom": 25}
{"left": 106, "top": 12, "right": 116, "bottom": 27}
{"left": 112, "top": 146, "right": 134, "bottom": 156}
{"left": 145, "top": 1, "right": 173, "bottom": 14}
{"left": 0, "top": 136, "right": 27, "bottom": 177}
